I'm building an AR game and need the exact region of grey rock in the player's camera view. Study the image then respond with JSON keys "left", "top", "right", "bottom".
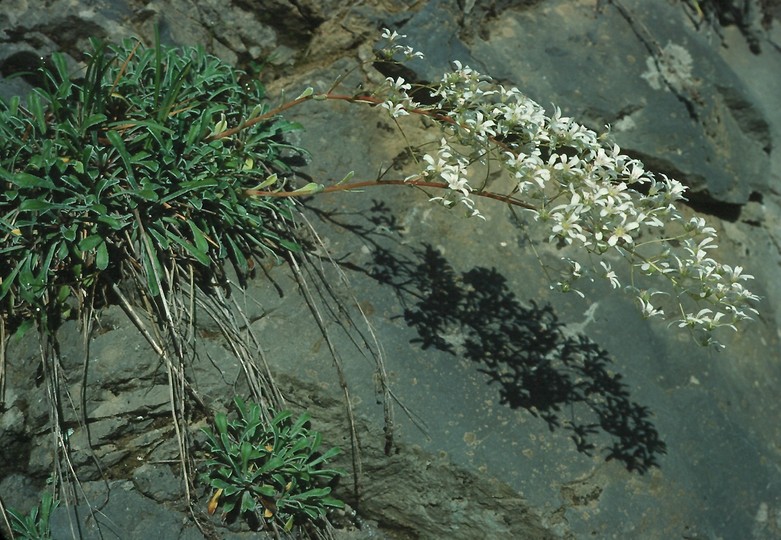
{"left": 0, "top": 403, "right": 25, "bottom": 433}
{"left": 84, "top": 325, "right": 161, "bottom": 390}
{"left": 401, "top": 0, "right": 771, "bottom": 206}
{"left": 388, "top": 0, "right": 476, "bottom": 76}
{"left": 0, "top": 399, "right": 31, "bottom": 476}
{"left": 49, "top": 481, "right": 202, "bottom": 540}
{"left": 123, "top": 423, "right": 176, "bottom": 454}
{"left": 132, "top": 463, "right": 185, "bottom": 502}
{"left": 67, "top": 417, "right": 129, "bottom": 448}
{"left": 26, "top": 436, "right": 56, "bottom": 476}
{"left": 0, "top": 473, "right": 46, "bottom": 517}
{"left": 89, "top": 385, "right": 170, "bottom": 419}
{"left": 0, "top": 0, "right": 133, "bottom": 56}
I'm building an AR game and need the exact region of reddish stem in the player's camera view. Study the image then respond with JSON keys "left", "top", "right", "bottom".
{"left": 244, "top": 178, "right": 537, "bottom": 211}
{"left": 207, "top": 95, "right": 315, "bottom": 141}
{"left": 220, "top": 92, "right": 533, "bottom": 210}
{"left": 207, "top": 92, "right": 457, "bottom": 142}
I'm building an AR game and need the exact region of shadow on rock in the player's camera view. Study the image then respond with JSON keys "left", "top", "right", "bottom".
{"left": 313, "top": 200, "right": 667, "bottom": 474}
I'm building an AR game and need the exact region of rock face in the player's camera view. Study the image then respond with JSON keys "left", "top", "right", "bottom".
{"left": 2, "top": 1, "right": 781, "bottom": 539}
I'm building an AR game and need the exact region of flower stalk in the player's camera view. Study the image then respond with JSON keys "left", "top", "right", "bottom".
{"left": 227, "top": 29, "right": 758, "bottom": 346}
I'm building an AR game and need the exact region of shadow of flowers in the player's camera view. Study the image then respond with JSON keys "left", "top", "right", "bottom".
{"left": 311, "top": 200, "right": 666, "bottom": 473}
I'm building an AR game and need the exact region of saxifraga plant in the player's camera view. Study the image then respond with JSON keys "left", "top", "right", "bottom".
{"left": 0, "top": 34, "right": 311, "bottom": 532}
{"left": 0, "top": 36, "right": 302, "bottom": 336}
{"left": 201, "top": 398, "right": 344, "bottom": 533}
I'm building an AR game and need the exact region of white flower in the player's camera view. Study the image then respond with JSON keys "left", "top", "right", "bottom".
{"left": 685, "top": 216, "right": 717, "bottom": 236}
{"left": 600, "top": 261, "right": 620, "bottom": 289}
{"left": 400, "top": 46, "right": 425, "bottom": 60}
{"left": 723, "top": 265, "right": 753, "bottom": 283}
{"left": 678, "top": 308, "right": 714, "bottom": 328}
{"left": 639, "top": 298, "right": 664, "bottom": 319}
{"left": 633, "top": 210, "right": 664, "bottom": 228}
{"left": 550, "top": 193, "right": 587, "bottom": 244}
{"left": 606, "top": 218, "right": 640, "bottom": 247}
{"left": 381, "top": 28, "right": 402, "bottom": 41}
{"left": 422, "top": 153, "right": 446, "bottom": 176}
{"left": 441, "top": 167, "right": 470, "bottom": 196}
{"left": 465, "top": 111, "right": 496, "bottom": 140}
{"left": 624, "top": 161, "right": 647, "bottom": 184}
{"left": 386, "top": 77, "right": 411, "bottom": 92}
{"left": 380, "top": 100, "right": 409, "bottom": 118}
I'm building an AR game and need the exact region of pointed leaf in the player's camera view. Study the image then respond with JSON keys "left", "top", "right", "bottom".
{"left": 295, "top": 87, "right": 314, "bottom": 100}
{"left": 257, "top": 484, "right": 276, "bottom": 497}
{"left": 79, "top": 235, "right": 103, "bottom": 252}
{"left": 240, "top": 490, "right": 256, "bottom": 513}
{"left": 140, "top": 245, "right": 161, "bottom": 297}
{"left": 289, "top": 412, "right": 310, "bottom": 437}
{"left": 106, "top": 130, "right": 138, "bottom": 189}
{"left": 215, "top": 412, "right": 229, "bottom": 436}
{"left": 240, "top": 441, "right": 253, "bottom": 472}
{"left": 166, "top": 230, "right": 210, "bottom": 266}
{"left": 336, "top": 170, "right": 354, "bottom": 185}
{"left": 254, "top": 173, "right": 278, "bottom": 190}
{"left": 19, "top": 199, "right": 58, "bottom": 211}
{"left": 80, "top": 113, "right": 108, "bottom": 134}
{"left": 290, "top": 182, "right": 323, "bottom": 195}
{"left": 321, "top": 496, "right": 345, "bottom": 509}
{"left": 6, "top": 172, "right": 54, "bottom": 189}
{"left": 187, "top": 220, "right": 210, "bottom": 255}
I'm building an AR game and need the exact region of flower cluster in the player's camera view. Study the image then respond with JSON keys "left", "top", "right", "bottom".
{"left": 367, "top": 29, "right": 758, "bottom": 346}
{"left": 378, "top": 76, "right": 420, "bottom": 119}
{"left": 378, "top": 29, "right": 425, "bottom": 62}
{"left": 376, "top": 30, "right": 424, "bottom": 119}
{"left": 423, "top": 138, "right": 483, "bottom": 218}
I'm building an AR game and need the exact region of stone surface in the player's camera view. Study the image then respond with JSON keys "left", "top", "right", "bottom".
{"left": 399, "top": 0, "right": 771, "bottom": 206}
{"left": 2, "top": 1, "right": 781, "bottom": 539}
{"left": 132, "top": 463, "right": 186, "bottom": 503}
{"left": 48, "top": 481, "right": 201, "bottom": 540}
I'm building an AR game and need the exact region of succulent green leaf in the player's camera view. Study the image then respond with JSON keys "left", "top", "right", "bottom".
{"left": 240, "top": 490, "right": 256, "bottom": 514}
{"left": 290, "top": 182, "right": 323, "bottom": 195}
{"left": 80, "top": 113, "right": 108, "bottom": 135}
{"left": 27, "top": 92, "right": 47, "bottom": 132}
{"left": 97, "top": 214, "right": 125, "bottom": 230}
{"left": 215, "top": 412, "right": 229, "bottom": 436}
{"left": 95, "top": 240, "right": 109, "bottom": 270}
{"left": 187, "top": 220, "right": 210, "bottom": 255}
{"left": 79, "top": 235, "right": 104, "bottom": 252}
{"left": 105, "top": 130, "right": 138, "bottom": 189}
{"left": 257, "top": 484, "right": 276, "bottom": 497}
{"left": 19, "top": 199, "right": 58, "bottom": 212}
{"left": 6, "top": 172, "right": 55, "bottom": 189}
{"left": 165, "top": 229, "right": 210, "bottom": 266}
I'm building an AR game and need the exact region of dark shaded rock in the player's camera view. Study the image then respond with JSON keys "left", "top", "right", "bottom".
{"left": 0, "top": 473, "right": 45, "bottom": 519}
{"left": 0, "top": 402, "right": 29, "bottom": 476}
{"left": 49, "top": 481, "right": 202, "bottom": 540}
{"left": 0, "top": 0, "right": 133, "bottom": 57}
